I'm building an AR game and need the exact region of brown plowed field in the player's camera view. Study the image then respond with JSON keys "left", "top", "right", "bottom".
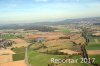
{"left": 87, "top": 50, "right": 100, "bottom": 55}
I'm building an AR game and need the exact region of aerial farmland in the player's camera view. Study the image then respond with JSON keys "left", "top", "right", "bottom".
{"left": 0, "top": 21, "right": 100, "bottom": 66}
{"left": 0, "top": 0, "right": 100, "bottom": 66}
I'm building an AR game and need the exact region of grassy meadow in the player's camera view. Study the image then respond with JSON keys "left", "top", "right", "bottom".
{"left": 0, "top": 34, "right": 17, "bottom": 39}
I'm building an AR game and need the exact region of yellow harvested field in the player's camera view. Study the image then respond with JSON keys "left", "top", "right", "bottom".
{"left": 70, "top": 34, "right": 81, "bottom": 40}
{"left": 94, "top": 39, "right": 100, "bottom": 44}
{"left": 70, "top": 29, "right": 80, "bottom": 32}
{"left": 93, "top": 32, "right": 100, "bottom": 36}
{"left": 10, "top": 43, "right": 29, "bottom": 48}
{"left": 33, "top": 39, "right": 73, "bottom": 52}
{"left": 71, "top": 37, "right": 86, "bottom": 44}
{"left": 25, "top": 32, "right": 64, "bottom": 39}
{"left": 0, "top": 49, "right": 15, "bottom": 55}
{"left": 0, "top": 60, "right": 27, "bottom": 66}
{"left": 59, "top": 49, "right": 80, "bottom": 55}
{"left": 0, "top": 55, "right": 13, "bottom": 63}
{"left": 9, "top": 38, "right": 29, "bottom": 48}
{"left": 45, "top": 39, "right": 71, "bottom": 47}
{"left": 87, "top": 50, "right": 100, "bottom": 55}
{"left": 30, "top": 32, "right": 85, "bottom": 52}
{"left": 10, "top": 38, "right": 27, "bottom": 44}
{"left": 0, "top": 49, "right": 15, "bottom": 63}
{"left": 25, "top": 32, "right": 83, "bottom": 43}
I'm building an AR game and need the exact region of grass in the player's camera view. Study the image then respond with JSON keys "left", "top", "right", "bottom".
{"left": 86, "top": 35, "right": 100, "bottom": 50}
{"left": 86, "top": 44, "right": 100, "bottom": 50}
{"left": 59, "top": 63, "right": 90, "bottom": 66}
{"left": 12, "top": 47, "right": 25, "bottom": 61}
{"left": 11, "top": 46, "right": 25, "bottom": 53}
{"left": 98, "top": 38, "right": 100, "bottom": 41}
{"left": 86, "top": 34, "right": 100, "bottom": 64}
{"left": 28, "top": 49, "right": 67, "bottom": 66}
{"left": 62, "top": 29, "right": 70, "bottom": 33}
{"left": 13, "top": 53, "right": 25, "bottom": 61}
{"left": 86, "top": 39, "right": 100, "bottom": 50}
{"left": 0, "top": 34, "right": 17, "bottom": 39}
{"left": 32, "top": 41, "right": 73, "bottom": 52}
{"left": 89, "top": 55, "right": 100, "bottom": 64}
{"left": 54, "top": 26, "right": 70, "bottom": 33}
{"left": 28, "top": 49, "right": 90, "bottom": 66}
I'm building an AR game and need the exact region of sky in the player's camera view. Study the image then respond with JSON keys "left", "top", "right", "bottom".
{"left": 0, "top": 0, "right": 100, "bottom": 24}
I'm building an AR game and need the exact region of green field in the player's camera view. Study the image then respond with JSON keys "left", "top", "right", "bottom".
{"left": 11, "top": 47, "right": 25, "bottom": 53}
{"left": 62, "top": 29, "right": 70, "bottom": 33}
{"left": 86, "top": 37, "right": 100, "bottom": 50}
{"left": 28, "top": 49, "right": 90, "bottom": 66}
{"left": 86, "top": 35, "right": 100, "bottom": 50}
{"left": 86, "top": 44, "right": 100, "bottom": 50}
{"left": 28, "top": 49, "right": 66, "bottom": 66}
{"left": 13, "top": 53, "right": 25, "bottom": 61}
{"left": 12, "top": 47, "right": 25, "bottom": 61}
{"left": 89, "top": 55, "right": 100, "bottom": 64}
{"left": 54, "top": 26, "right": 70, "bottom": 33}
{"left": 86, "top": 34, "right": 100, "bottom": 64}
{"left": 0, "top": 34, "right": 17, "bottom": 39}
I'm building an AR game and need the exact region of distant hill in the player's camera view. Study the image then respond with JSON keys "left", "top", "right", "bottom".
{"left": 0, "top": 24, "right": 56, "bottom": 32}
{"left": 0, "top": 17, "right": 100, "bottom": 30}
{"left": 33, "top": 17, "right": 100, "bottom": 25}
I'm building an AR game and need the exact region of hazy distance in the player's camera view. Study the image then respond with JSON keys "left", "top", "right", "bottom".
{"left": 0, "top": 0, "right": 100, "bottom": 24}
